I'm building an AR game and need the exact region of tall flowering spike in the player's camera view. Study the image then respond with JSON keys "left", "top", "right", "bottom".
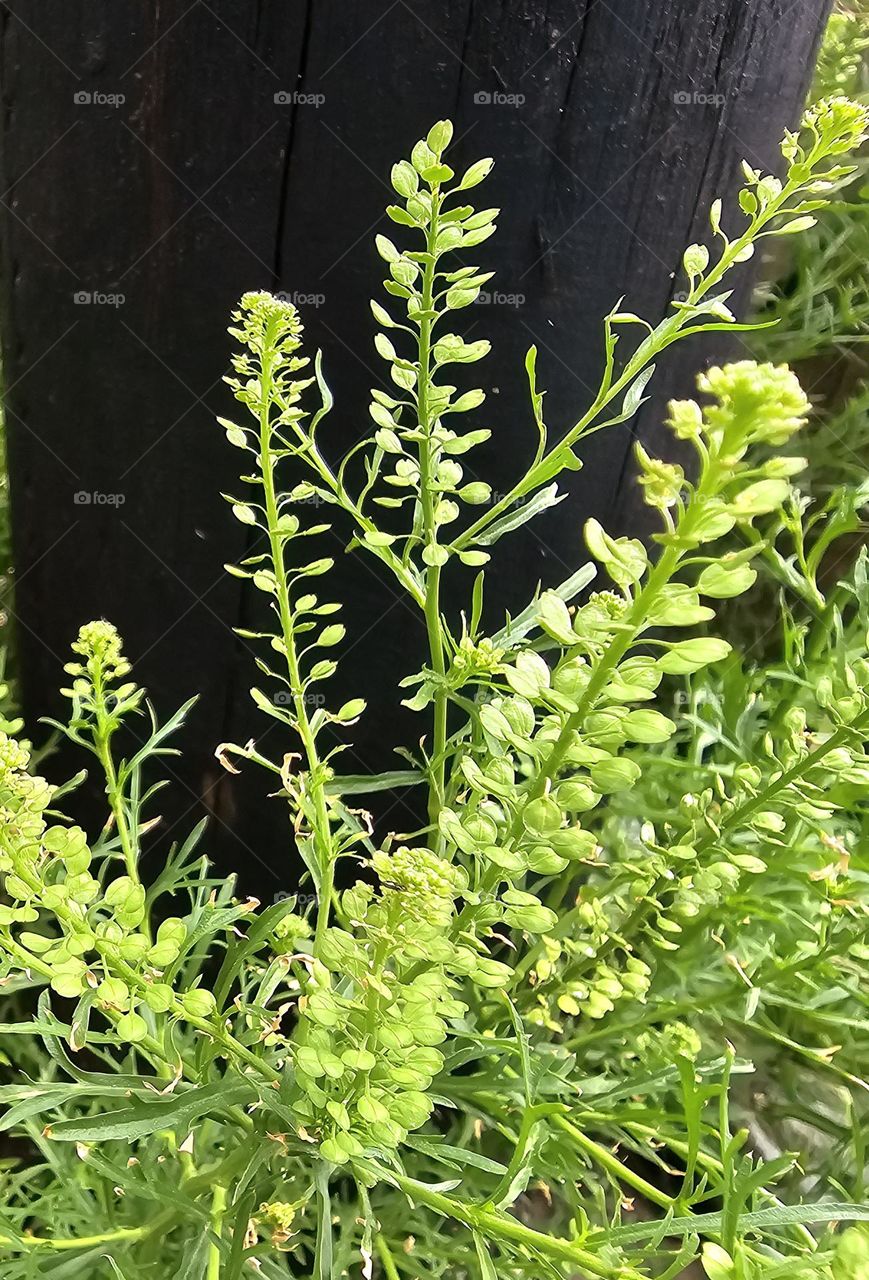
{"left": 221, "top": 288, "right": 346, "bottom": 933}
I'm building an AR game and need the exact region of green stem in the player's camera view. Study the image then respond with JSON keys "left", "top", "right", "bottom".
{"left": 375, "top": 1234, "right": 402, "bottom": 1280}
{"left": 416, "top": 193, "right": 448, "bottom": 845}
{"left": 0, "top": 1212, "right": 173, "bottom": 1252}
{"left": 520, "top": 540, "right": 681, "bottom": 813}
{"left": 454, "top": 180, "right": 799, "bottom": 556}
{"left": 93, "top": 673, "right": 151, "bottom": 941}
{"left": 258, "top": 339, "right": 336, "bottom": 957}
{"left": 363, "top": 1162, "right": 623, "bottom": 1279}
{"left": 553, "top": 1113, "right": 676, "bottom": 1212}
{"left": 510, "top": 451, "right": 719, "bottom": 838}
{"left": 207, "top": 1184, "right": 227, "bottom": 1280}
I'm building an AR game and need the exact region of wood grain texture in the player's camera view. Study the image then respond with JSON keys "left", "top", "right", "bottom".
{"left": 0, "top": 0, "right": 830, "bottom": 893}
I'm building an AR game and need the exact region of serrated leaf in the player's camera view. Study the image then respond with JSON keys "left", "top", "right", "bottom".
{"left": 47, "top": 1077, "right": 255, "bottom": 1142}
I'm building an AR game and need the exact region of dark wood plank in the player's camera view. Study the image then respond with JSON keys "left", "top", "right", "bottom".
{"left": 0, "top": 0, "right": 830, "bottom": 895}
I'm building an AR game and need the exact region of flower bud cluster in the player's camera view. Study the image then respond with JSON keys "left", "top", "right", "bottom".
{"left": 371, "top": 844, "right": 466, "bottom": 926}
{"left": 291, "top": 877, "right": 465, "bottom": 1163}
{"left": 62, "top": 620, "right": 142, "bottom": 726}
{"left": 447, "top": 635, "right": 505, "bottom": 689}
{"left": 0, "top": 727, "right": 216, "bottom": 1044}
{"left": 229, "top": 291, "right": 304, "bottom": 358}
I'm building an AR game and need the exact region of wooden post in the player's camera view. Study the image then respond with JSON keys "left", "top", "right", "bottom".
{"left": 0, "top": 0, "right": 831, "bottom": 891}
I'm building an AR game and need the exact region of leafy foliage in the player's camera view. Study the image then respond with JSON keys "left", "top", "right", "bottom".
{"left": 751, "top": 6, "right": 869, "bottom": 494}
{"left": 1, "top": 101, "right": 869, "bottom": 1279}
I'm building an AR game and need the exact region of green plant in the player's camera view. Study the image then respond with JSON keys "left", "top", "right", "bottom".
{"left": 1, "top": 99, "right": 869, "bottom": 1279}
{"left": 814, "top": 3, "right": 869, "bottom": 103}
{"left": 750, "top": 2, "right": 869, "bottom": 496}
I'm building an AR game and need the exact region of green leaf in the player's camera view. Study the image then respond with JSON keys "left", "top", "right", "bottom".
{"left": 422, "top": 543, "right": 449, "bottom": 567}
{"left": 622, "top": 708, "right": 676, "bottom": 743}
{"left": 477, "top": 484, "right": 567, "bottom": 547}
{"left": 324, "top": 769, "right": 424, "bottom": 795}
{"left": 426, "top": 119, "right": 454, "bottom": 154}
{"left": 473, "top": 1233, "right": 498, "bottom": 1280}
{"left": 445, "top": 285, "right": 481, "bottom": 310}
{"left": 47, "top": 1077, "right": 255, "bottom": 1142}
{"left": 231, "top": 503, "right": 257, "bottom": 526}
{"left": 607, "top": 1202, "right": 869, "bottom": 1247}
{"left": 492, "top": 563, "right": 595, "bottom": 650}
{"left": 391, "top": 160, "right": 419, "bottom": 198}
{"left": 621, "top": 363, "right": 656, "bottom": 417}
{"left": 364, "top": 530, "right": 398, "bottom": 548}
{"left": 537, "top": 590, "right": 576, "bottom": 646}
{"left": 457, "top": 157, "right": 494, "bottom": 190}
{"left": 731, "top": 478, "right": 790, "bottom": 517}
{"left": 589, "top": 756, "right": 641, "bottom": 792}
{"left": 375, "top": 234, "right": 400, "bottom": 262}
{"left": 683, "top": 243, "right": 709, "bottom": 276}
{"left": 370, "top": 401, "right": 398, "bottom": 430}
{"left": 405, "top": 1136, "right": 508, "bottom": 1175}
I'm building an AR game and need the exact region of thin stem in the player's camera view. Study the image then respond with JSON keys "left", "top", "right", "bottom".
{"left": 375, "top": 1234, "right": 402, "bottom": 1280}
{"left": 207, "top": 1184, "right": 227, "bottom": 1280}
{"left": 553, "top": 1114, "right": 676, "bottom": 1212}
{"left": 258, "top": 338, "right": 337, "bottom": 957}
{"left": 0, "top": 1212, "right": 173, "bottom": 1252}
{"left": 416, "top": 192, "right": 448, "bottom": 844}
{"left": 520, "top": 542, "right": 680, "bottom": 815}
{"left": 362, "top": 1162, "right": 624, "bottom": 1280}
{"left": 453, "top": 180, "right": 799, "bottom": 556}
{"left": 509, "top": 429, "right": 731, "bottom": 839}
{"left": 92, "top": 673, "right": 151, "bottom": 941}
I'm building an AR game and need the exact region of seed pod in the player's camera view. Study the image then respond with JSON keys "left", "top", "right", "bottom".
{"left": 116, "top": 1010, "right": 148, "bottom": 1044}
{"left": 181, "top": 988, "right": 217, "bottom": 1019}
{"left": 522, "top": 795, "right": 562, "bottom": 836}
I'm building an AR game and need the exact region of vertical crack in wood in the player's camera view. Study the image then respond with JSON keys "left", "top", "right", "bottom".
{"left": 452, "top": 0, "right": 477, "bottom": 121}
